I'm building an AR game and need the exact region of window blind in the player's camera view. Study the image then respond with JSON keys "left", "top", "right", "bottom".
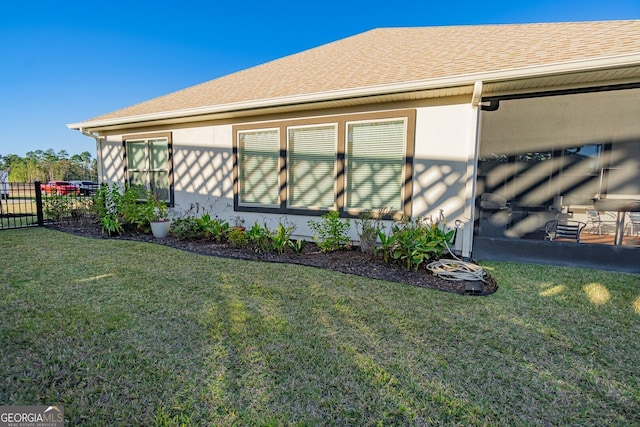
{"left": 287, "top": 125, "right": 336, "bottom": 209}
{"left": 238, "top": 129, "right": 280, "bottom": 206}
{"left": 346, "top": 120, "right": 405, "bottom": 211}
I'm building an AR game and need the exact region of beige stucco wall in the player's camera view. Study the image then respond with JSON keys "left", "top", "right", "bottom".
{"left": 95, "top": 98, "right": 481, "bottom": 255}
{"left": 412, "top": 103, "right": 479, "bottom": 256}
{"left": 98, "top": 135, "right": 124, "bottom": 184}
{"left": 172, "top": 125, "right": 234, "bottom": 215}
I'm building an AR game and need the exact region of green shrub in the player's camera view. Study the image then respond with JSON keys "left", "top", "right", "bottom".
{"left": 43, "top": 195, "right": 74, "bottom": 222}
{"left": 93, "top": 184, "right": 168, "bottom": 235}
{"left": 355, "top": 210, "right": 383, "bottom": 254}
{"left": 93, "top": 184, "right": 124, "bottom": 236}
{"left": 270, "top": 222, "right": 296, "bottom": 255}
{"left": 197, "top": 214, "right": 229, "bottom": 242}
{"left": 228, "top": 227, "right": 248, "bottom": 248}
{"left": 171, "top": 217, "right": 206, "bottom": 240}
{"left": 287, "top": 239, "right": 307, "bottom": 255}
{"left": 121, "top": 188, "right": 166, "bottom": 232}
{"left": 384, "top": 218, "right": 455, "bottom": 271}
{"left": 376, "top": 228, "right": 396, "bottom": 264}
{"left": 246, "top": 222, "right": 271, "bottom": 251}
{"left": 308, "top": 210, "right": 351, "bottom": 252}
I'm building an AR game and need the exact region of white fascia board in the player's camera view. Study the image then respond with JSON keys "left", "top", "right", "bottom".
{"left": 67, "top": 52, "right": 640, "bottom": 131}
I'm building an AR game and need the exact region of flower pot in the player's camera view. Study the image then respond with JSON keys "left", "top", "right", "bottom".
{"left": 150, "top": 220, "right": 171, "bottom": 238}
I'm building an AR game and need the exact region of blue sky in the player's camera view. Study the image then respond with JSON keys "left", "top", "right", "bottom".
{"left": 1, "top": 0, "right": 639, "bottom": 158}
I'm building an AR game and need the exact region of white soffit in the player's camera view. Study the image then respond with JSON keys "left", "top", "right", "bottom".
{"left": 483, "top": 66, "right": 640, "bottom": 97}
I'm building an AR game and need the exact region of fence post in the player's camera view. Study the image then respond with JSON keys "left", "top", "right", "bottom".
{"left": 34, "top": 181, "right": 44, "bottom": 226}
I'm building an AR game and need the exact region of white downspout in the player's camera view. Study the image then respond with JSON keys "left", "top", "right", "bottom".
{"left": 79, "top": 128, "right": 104, "bottom": 183}
{"left": 460, "top": 81, "right": 484, "bottom": 259}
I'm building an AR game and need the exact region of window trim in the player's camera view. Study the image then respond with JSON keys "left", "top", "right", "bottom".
{"left": 233, "top": 109, "right": 415, "bottom": 218}
{"left": 123, "top": 131, "right": 174, "bottom": 205}
{"left": 236, "top": 127, "right": 281, "bottom": 208}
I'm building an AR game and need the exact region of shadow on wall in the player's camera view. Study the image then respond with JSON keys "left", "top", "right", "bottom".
{"left": 172, "top": 145, "right": 234, "bottom": 214}
{"left": 100, "top": 141, "right": 126, "bottom": 184}
{"left": 412, "top": 158, "right": 468, "bottom": 223}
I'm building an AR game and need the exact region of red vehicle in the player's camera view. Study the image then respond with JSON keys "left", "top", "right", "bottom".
{"left": 40, "top": 181, "right": 80, "bottom": 195}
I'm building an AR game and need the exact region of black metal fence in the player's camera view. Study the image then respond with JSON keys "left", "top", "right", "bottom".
{"left": 0, "top": 182, "right": 94, "bottom": 231}
{"left": 0, "top": 182, "right": 42, "bottom": 230}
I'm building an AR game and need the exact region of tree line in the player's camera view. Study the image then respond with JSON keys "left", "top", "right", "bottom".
{"left": 0, "top": 149, "right": 97, "bottom": 183}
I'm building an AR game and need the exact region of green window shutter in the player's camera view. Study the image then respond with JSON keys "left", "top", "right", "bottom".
{"left": 346, "top": 119, "right": 406, "bottom": 211}
{"left": 287, "top": 125, "right": 336, "bottom": 209}
{"left": 238, "top": 129, "right": 280, "bottom": 206}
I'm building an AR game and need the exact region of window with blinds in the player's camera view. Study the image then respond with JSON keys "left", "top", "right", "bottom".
{"left": 233, "top": 111, "right": 413, "bottom": 215}
{"left": 126, "top": 137, "right": 170, "bottom": 202}
{"left": 345, "top": 119, "right": 406, "bottom": 211}
{"left": 287, "top": 125, "right": 337, "bottom": 209}
{"left": 238, "top": 129, "right": 280, "bottom": 206}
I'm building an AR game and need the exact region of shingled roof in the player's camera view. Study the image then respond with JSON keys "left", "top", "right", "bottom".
{"left": 75, "top": 20, "right": 640, "bottom": 127}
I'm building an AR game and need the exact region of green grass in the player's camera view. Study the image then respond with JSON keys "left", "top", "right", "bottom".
{"left": 1, "top": 228, "right": 639, "bottom": 426}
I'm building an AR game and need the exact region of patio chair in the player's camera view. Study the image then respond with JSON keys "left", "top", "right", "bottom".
{"left": 480, "top": 193, "right": 510, "bottom": 210}
{"left": 585, "top": 209, "right": 616, "bottom": 235}
{"left": 544, "top": 220, "right": 586, "bottom": 243}
{"left": 627, "top": 212, "right": 640, "bottom": 236}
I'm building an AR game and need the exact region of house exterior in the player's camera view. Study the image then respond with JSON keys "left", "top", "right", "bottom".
{"left": 68, "top": 21, "right": 640, "bottom": 273}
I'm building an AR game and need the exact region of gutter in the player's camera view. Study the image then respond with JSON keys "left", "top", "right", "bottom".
{"left": 67, "top": 52, "right": 640, "bottom": 131}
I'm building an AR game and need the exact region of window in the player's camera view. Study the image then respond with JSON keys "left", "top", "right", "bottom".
{"left": 125, "top": 133, "right": 172, "bottom": 202}
{"left": 287, "top": 125, "right": 337, "bottom": 209}
{"left": 345, "top": 119, "right": 406, "bottom": 211}
{"left": 237, "top": 129, "right": 280, "bottom": 207}
{"left": 233, "top": 110, "right": 415, "bottom": 217}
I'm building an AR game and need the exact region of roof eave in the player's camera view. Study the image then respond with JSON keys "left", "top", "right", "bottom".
{"left": 67, "top": 52, "right": 640, "bottom": 131}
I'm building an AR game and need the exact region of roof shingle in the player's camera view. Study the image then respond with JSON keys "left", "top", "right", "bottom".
{"left": 88, "top": 20, "right": 640, "bottom": 122}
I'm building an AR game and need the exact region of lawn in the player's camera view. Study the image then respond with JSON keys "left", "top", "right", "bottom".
{"left": 1, "top": 228, "right": 639, "bottom": 426}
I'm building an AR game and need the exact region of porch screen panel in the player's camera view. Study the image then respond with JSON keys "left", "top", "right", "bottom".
{"left": 238, "top": 129, "right": 280, "bottom": 206}
{"left": 346, "top": 120, "right": 405, "bottom": 211}
{"left": 287, "top": 125, "right": 336, "bottom": 209}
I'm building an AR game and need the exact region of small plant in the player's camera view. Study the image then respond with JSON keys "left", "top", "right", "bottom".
{"left": 108, "top": 185, "right": 169, "bottom": 233}
{"left": 197, "top": 214, "right": 229, "bottom": 242}
{"left": 100, "top": 215, "right": 124, "bottom": 236}
{"left": 228, "top": 226, "right": 248, "bottom": 248}
{"left": 288, "top": 239, "right": 307, "bottom": 255}
{"left": 43, "top": 195, "right": 73, "bottom": 222}
{"left": 376, "top": 228, "right": 396, "bottom": 264}
{"left": 356, "top": 210, "right": 384, "bottom": 254}
{"left": 119, "top": 185, "right": 146, "bottom": 230}
{"left": 171, "top": 216, "right": 206, "bottom": 240}
{"left": 270, "top": 222, "right": 296, "bottom": 255}
{"left": 388, "top": 218, "right": 455, "bottom": 271}
{"left": 93, "top": 183, "right": 124, "bottom": 236}
{"left": 246, "top": 222, "right": 271, "bottom": 252}
{"left": 308, "top": 210, "right": 351, "bottom": 252}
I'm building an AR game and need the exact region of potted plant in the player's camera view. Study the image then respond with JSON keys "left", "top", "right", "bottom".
{"left": 149, "top": 197, "right": 171, "bottom": 238}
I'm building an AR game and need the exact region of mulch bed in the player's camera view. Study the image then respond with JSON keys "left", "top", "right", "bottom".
{"left": 48, "top": 221, "right": 498, "bottom": 296}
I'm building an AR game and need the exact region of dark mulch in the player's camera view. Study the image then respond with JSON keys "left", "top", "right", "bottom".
{"left": 48, "top": 221, "right": 498, "bottom": 296}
